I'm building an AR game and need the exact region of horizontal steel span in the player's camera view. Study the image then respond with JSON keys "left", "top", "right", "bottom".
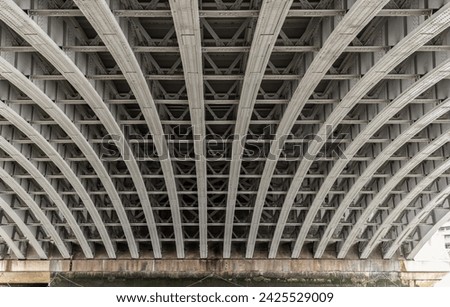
{"left": 0, "top": 0, "right": 449, "bottom": 260}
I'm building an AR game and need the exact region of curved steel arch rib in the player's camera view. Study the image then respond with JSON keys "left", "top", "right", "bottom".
{"left": 0, "top": 163, "right": 70, "bottom": 258}
{"left": 0, "top": 0, "right": 158, "bottom": 258}
{"left": 0, "top": 58, "right": 125, "bottom": 258}
{"left": 0, "top": 99, "right": 116, "bottom": 257}
{"left": 313, "top": 58, "right": 450, "bottom": 258}
{"left": 267, "top": 3, "right": 450, "bottom": 259}
{"left": 338, "top": 98, "right": 450, "bottom": 258}
{"left": 384, "top": 175, "right": 450, "bottom": 259}
{"left": 168, "top": 0, "right": 209, "bottom": 258}
{"left": 360, "top": 153, "right": 450, "bottom": 258}
{"left": 242, "top": 0, "right": 392, "bottom": 259}
{"left": 407, "top": 205, "right": 450, "bottom": 260}
{"left": 0, "top": 196, "right": 46, "bottom": 259}
{"left": 0, "top": 136, "right": 93, "bottom": 258}
{"left": 0, "top": 223, "right": 25, "bottom": 259}
{"left": 75, "top": 0, "right": 179, "bottom": 258}
{"left": 221, "top": 0, "right": 293, "bottom": 258}
{"left": 0, "top": 57, "right": 118, "bottom": 258}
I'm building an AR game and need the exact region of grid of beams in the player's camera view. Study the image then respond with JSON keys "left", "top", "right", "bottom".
{"left": 0, "top": 0, "right": 450, "bottom": 260}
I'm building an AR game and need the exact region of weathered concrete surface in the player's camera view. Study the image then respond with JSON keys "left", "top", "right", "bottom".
{"left": 0, "top": 272, "right": 50, "bottom": 284}
{"left": 0, "top": 257, "right": 448, "bottom": 286}
{"left": 400, "top": 272, "right": 448, "bottom": 287}
{"left": 69, "top": 258, "right": 400, "bottom": 276}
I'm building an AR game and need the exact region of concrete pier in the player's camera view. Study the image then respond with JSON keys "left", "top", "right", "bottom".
{"left": 1, "top": 258, "right": 448, "bottom": 286}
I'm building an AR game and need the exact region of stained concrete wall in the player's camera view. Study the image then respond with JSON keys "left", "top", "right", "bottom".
{"left": 0, "top": 258, "right": 448, "bottom": 286}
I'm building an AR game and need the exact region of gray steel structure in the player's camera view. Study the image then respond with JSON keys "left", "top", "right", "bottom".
{"left": 0, "top": 0, "right": 450, "bottom": 260}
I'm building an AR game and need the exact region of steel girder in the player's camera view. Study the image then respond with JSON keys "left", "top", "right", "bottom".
{"left": 0, "top": 195, "right": 47, "bottom": 259}
{"left": 312, "top": 58, "right": 450, "bottom": 259}
{"left": 0, "top": 216, "right": 25, "bottom": 259}
{"left": 270, "top": 2, "right": 450, "bottom": 259}
{"left": 224, "top": 0, "right": 293, "bottom": 259}
{"left": 0, "top": 136, "right": 94, "bottom": 258}
{"left": 168, "top": 0, "right": 208, "bottom": 258}
{"left": 0, "top": 0, "right": 142, "bottom": 258}
{"left": 249, "top": 0, "right": 392, "bottom": 258}
{"left": 336, "top": 99, "right": 450, "bottom": 258}
{"left": 0, "top": 0, "right": 450, "bottom": 260}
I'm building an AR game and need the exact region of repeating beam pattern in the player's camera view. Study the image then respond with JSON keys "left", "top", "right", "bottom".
{"left": 314, "top": 58, "right": 450, "bottom": 258}
{"left": 384, "top": 156, "right": 450, "bottom": 259}
{"left": 25, "top": 9, "right": 434, "bottom": 18}
{"left": 0, "top": 136, "right": 93, "bottom": 258}
{"left": 290, "top": 2, "right": 450, "bottom": 259}
{"left": 252, "top": 0, "right": 392, "bottom": 259}
{"left": 0, "top": 0, "right": 450, "bottom": 260}
{"left": 0, "top": 158, "right": 71, "bottom": 258}
{"left": 360, "top": 144, "right": 450, "bottom": 258}
{"left": 407, "top": 206, "right": 450, "bottom": 260}
{"left": 0, "top": 96, "right": 116, "bottom": 258}
{"left": 337, "top": 98, "right": 450, "bottom": 258}
{"left": 169, "top": 0, "right": 208, "bottom": 258}
{"left": 73, "top": 0, "right": 171, "bottom": 258}
{"left": 0, "top": 55, "right": 115, "bottom": 258}
{"left": 0, "top": 0, "right": 141, "bottom": 258}
{"left": 0, "top": 196, "right": 47, "bottom": 259}
{"left": 225, "top": 0, "right": 293, "bottom": 259}
{"left": 0, "top": 223, "right": 25, "bottom": 259}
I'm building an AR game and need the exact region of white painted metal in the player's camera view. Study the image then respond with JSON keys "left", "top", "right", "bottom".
{"left": 313, "top": 58, "right": 450, "bottom": 258}
{"left": 407, "top": 208, "right": 450, "bottom": 260}
{"left": 338, "top": 98, "right": 450, "bottom": 258}
{"left": 1, "top": 0, "right": 449, "bottom": 260}
{"left": 0, "top": 224, "right": 25, "bottom": 259}
{"left": 361, "top": 154, "right": 450, "bottom": 258}
{"left": 275, "top": 3, "right": 450, "bottom": 259}
{"left": 169, "top": 0, "right": 207, "bottom": 258}
{"left": 0, "top": 163, "right": 70, "bottom": 258}
{"left": 0, "top": 56, "right": 127, "bottom": 258}
{"left": 219, "top": 0, "right": 293, "bottom": 258}
{"left": 0, "top": 0, "right": 143, "bottom": 258}
{"left": 0, "top": 98, "right": 115, "bottom": 257}
{"left": 243, "top": 0, "right": 392, "bottom": 258}
{"left": 0, "top": 136, "right": 94, "bottom": 258}
{"left": 0, "top": 196, "right": 47, "bottom": 259}
{"left": 75, "top": 0, "right": 180, "bottom": 258}
{"left": 360, "top": 146, "right": 450, "bottom": 259}
{"left": 384, "top": 170, "right": 450, "bottom": 259}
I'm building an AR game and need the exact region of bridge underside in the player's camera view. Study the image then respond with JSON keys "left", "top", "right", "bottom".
{"left": 0, "top": 0, "right": 450, "bottom": 261}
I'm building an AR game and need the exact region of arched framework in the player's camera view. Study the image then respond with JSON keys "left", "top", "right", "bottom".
{"left": 0, "top": 100, "right": 117, "bottom": 257}
{"left": 0, "top": 0, "right": 449, "bottom": 260}
{"left": 313, "top": 58, "right": 450, "bottom": 258}
{"left": 168, "top": 0, "right": 208, "bottom": 258}
{"left": 0, "top": 160, "right": 71, "bottom": 258}
{"left": 247, "top": 0, "right": 392, "bottom": 258}
{"left": 267, "top": 3, "right": 450, "bottom": 259}
{"left": 0, "top": 0, "right": 153, "bottom": 258}
{"left": 384, "top": 170, "right": 450, "bottom": 259}
{"left": 0, "top": 216, "right": 25, "bottom": 259}
{"left": 0, "top": 56, "right": 120, "bottom": 258}
{"left": 360, "top": 139, "right": 450, "bottom": 258}
{"left": 336, "top": 98, "right": 450, "bottom": 258}
{"left": 0, "top": 136, "right": 93, "bottom": 258}
{"left": 407, "top": 204, "right": 450, "bottom": 260}
{"left": 73, "top": 0, "right": 180, "bottom": 258}
{"left": 222, "top": 0, "right": 293, "bottom": 258}
{"left": 0, "top": 196, "right": 47, "bottom": 259}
